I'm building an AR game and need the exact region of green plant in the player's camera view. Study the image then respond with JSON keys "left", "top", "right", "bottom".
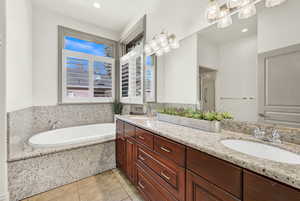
{"left": 158, "top": 108, "right": 233, "bottom": 121}
{"left": 113, "top": 101, "right": 123, "bottom": 115}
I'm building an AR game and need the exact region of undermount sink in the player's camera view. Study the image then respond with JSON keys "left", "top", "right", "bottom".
{"left": 221, "top": 139, "right": 300, "bottom": 165}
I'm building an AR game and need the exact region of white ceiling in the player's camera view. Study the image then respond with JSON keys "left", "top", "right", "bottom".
{"left": 198, "top": 14, "right": 257, "bottom": 45}
{"left": 31, "top": 0, "right": 161, "bottom": 33}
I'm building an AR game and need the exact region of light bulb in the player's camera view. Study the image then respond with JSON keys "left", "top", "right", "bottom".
{"left": 149, "top": 39, "right": 159, "bottom": 51}
{"left": 157, "top": 33, "right": 168, "bottom": 44}
{"left": 144, "top": 44, "right": 152, "bottom": 54}
{"left": 168, "top": 34, "right": 180, "bottom": 49}
{"left": 227, "top": 0, "right": 242, "bottom": 8}
{"left": 163, "top": 46, "right": 171, "bottom": 53}
{"left": 155, "top": 49, "right": 164, "bottom": 57}
{"left": 206, "top": 0, "right": 220, "bottom": 21}
{"left": 265, "top": 0, "right": 287, "bottom": 7}
{"left": 238, "top": 3, "right": 256, "bottom": 19}
{"left": 217, "top": 9, "right": 232, "bottom": 29}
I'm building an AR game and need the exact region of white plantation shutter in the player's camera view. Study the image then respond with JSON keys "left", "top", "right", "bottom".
{"left": 62, "top": 50, "right": 115, "bottom": 103}
{"left": 120, "top": 46, "right": 143, "bottom": 104}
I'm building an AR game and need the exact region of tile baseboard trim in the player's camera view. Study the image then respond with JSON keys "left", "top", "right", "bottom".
{"left": 0, "top": 192, "right": 9, "bottom": 201}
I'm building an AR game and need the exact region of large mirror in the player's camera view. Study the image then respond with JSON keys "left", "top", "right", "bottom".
{"left": 155, "top": 1, "right": 300, "bottom": 128}
{"left": 197, "top": 14, "right": 258, "bottom": 123}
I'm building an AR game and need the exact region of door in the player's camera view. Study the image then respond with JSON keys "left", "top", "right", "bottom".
{"left": 126, "top": 138, "right": 137, "bottom": 184}
{"left": 116, "top": 138, "right": 126, "bottom": 172}
{"left": 258, "top": 44, "right": 300, "bottom": 127}
{"left": 202, "top": 78, "right": 215, "bottom": 112}
{"left": 186, "top": 170, "right": 240, "bottom": 201}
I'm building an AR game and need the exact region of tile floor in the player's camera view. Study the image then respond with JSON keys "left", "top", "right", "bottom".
{"left": 22, "top": 169, "right": 144, "bottom": 201}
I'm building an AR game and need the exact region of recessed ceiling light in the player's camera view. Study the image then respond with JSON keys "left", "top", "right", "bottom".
{"left": 93, "top": 2, "right": 101, "bottom": 8}
{"left": 241, "top": 28, "right": 249, "bottom": 33}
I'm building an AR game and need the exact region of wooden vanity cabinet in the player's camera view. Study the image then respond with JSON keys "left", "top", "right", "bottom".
{"left": 116, "top": 120, "right": 300, "bottom": 201}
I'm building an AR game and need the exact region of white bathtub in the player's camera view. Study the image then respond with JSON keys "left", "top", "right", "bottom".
{"left": 29, "top": 123, "right": 116, "bottom": 148}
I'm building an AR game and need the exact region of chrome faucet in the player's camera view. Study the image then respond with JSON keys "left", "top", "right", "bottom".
{"left": 253, "top": 127, "right": 281, "bottom": 144}
{"left": 50, "top": 121, "right": 61, "bottom": 130}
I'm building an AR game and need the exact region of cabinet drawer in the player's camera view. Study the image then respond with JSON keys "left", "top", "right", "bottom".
{"left": 137, "top": 145, "right": 185, "bottom": 201}
{"left": 244, "top": 170, "right": 300, "bottom": 201}
{"left": 187, "top": 170, "right": 240, "bottom": 201}
{"left": 154, "top": 135, "right": 186, "bottom": 167}
{"left": 124, "top": 122, "right": 136, "bottom": 138}
{"left": 136, "top": 164, "right": 177, "bottom": 201}
{"left": 187, "top": 147, "right": 242, "bottom": 198}
{"left": 136, "top": 127, "right": 154, "bottom": 149}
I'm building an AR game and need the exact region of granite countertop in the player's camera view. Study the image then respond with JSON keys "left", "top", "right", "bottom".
{"left": 117, "top": 115, "right": 300, "bottom": 190}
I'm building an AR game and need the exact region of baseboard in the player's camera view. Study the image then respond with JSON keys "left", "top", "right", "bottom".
{"left": 0, "top": 192, "right": 9, "bottom": 201}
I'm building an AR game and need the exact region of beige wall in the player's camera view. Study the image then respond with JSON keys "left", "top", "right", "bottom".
{"left": 32, "top": 7, "right": 119, "bottom": 106}
{"left": 258, "top": 0, "right": 300, "bottom": 53}
{"left": 216, "top": 35, "right": 258, "bottom": 122}
{"left": 158, "top": 34, "right": 198, "bottom": 104}
{"left": 0, "top": 0, "right": 8, "bottom": 199}
{"left": 6, "top": 0, "right": 33, "bottom": 112}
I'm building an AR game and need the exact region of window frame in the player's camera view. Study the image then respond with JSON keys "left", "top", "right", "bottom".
{"left": 58, "top": 26, "right": 117, "bottom": 104}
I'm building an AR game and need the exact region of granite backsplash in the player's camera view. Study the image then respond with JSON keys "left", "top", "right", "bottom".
{"left": 7, "top": 103, "right": 114, "bottom": 159}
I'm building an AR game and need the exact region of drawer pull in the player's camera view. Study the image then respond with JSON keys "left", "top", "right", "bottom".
{"left": 138, "top": 155, "right": 146, "bottom": 161}
{"left": 160, "top": 146, "right": 172, "bottom": 153}
{"left": 138, "top": 181, "right": 145, "bottom": 189}
{"left": 138, "top": 135, "right": 145, "bottom": 140}
{"left": 160, "top": 171, "right": 171, "bottom": 180}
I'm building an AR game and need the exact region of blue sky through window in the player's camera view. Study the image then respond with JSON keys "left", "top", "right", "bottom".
{"left": 64, "top": 36, "right": 110, "bottom": 57}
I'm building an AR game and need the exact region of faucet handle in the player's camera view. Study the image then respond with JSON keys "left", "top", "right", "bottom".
{"left": 254, "top": 127, "right": 262, "bottom": 138}
{"left": 272, "top": 129, "right": 281, "bottom": 144}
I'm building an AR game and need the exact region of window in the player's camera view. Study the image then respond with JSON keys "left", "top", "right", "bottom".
{"left": 145, "top": 55, "right": 156, "bottom": 102}
{"left": 120, "top": 45, "right": 143, "bottom": 104}
{"left": 59, "top": 27, "right": 116, "bottom": 103}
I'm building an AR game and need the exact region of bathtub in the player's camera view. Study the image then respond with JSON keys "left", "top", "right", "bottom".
{"left": 29, "top": 123, "right": 116, "bottom": 148}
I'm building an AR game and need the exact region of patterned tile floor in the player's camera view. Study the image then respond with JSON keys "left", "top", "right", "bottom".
{"left": 22, "top": 169, "right": 144, "bottom": 201}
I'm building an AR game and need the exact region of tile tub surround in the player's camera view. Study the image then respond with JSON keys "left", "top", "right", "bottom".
{"left": 7, "top": 103, "right": 114, "bottom": 160}
{"left": 8, "top": 141, "right": 116, "bottom": 201}
{"left": 117, "top": 115, "right": 300, "bottom": 190}
{"left": 221, "top": 120, "right": 300, "bottom": 145}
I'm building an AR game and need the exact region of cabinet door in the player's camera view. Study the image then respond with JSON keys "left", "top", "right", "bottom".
{"left": 186, "top": 170, "right": 240, "bottom": 201}
{"left": 126, "top": 138, "right": 137, "bottom": 184}
{"left": 116, "top": 138, "right": 126, "bottom": 172}
{"left": 244, "top": 170, "right": 300, "bottom": 201}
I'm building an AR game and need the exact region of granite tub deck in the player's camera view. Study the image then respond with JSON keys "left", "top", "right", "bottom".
{"left": 8, "top": 130, "right": 115, "bottom": 162}
{"left": 8, "top": 130, "right": 116, "bottom": 201}
{"left": 117, "top": 115, "right": 300, "bottom": 190}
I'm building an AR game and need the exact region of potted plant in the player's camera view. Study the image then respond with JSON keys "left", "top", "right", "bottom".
{"left": 113, "top": 101, "right": 123, "bottom": 122}
{"left": 157, "top": 108, "right": 233, "bottom": 133}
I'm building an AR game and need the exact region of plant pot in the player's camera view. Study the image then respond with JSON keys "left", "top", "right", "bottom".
{"left": 157, "top": 113, "right": 221, "bottom": 133}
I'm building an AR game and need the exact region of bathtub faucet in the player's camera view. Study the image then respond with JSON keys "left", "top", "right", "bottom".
{"left": 50, "top": 121, "right": 61, "bottom": 130}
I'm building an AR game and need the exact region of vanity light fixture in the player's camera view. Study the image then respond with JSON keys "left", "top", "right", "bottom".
{"left": 206, "top": 0, "right": 221, "bottom": 22}
{"left": 93, "top": 2, "right": 101, "bottom": 8}
{"left": 227, "top": 0, "right": 242, "bottom": 8}
{"left": 206, "top": 0, "right": 288, "bottom": 29}
{"left": 238, "top": 1, "right": 256, "bottom": 19}
{"left": 144, "top": 32, "right": 180, "bottom": 57}
{"left": 265, "top": 0, "right": 287, "bottom": 7}
{"left": 241, "top": 28, "right": 249, "bottom": 32}
{"left": 217, "top": 9, "right": 233, "bottom": 29}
